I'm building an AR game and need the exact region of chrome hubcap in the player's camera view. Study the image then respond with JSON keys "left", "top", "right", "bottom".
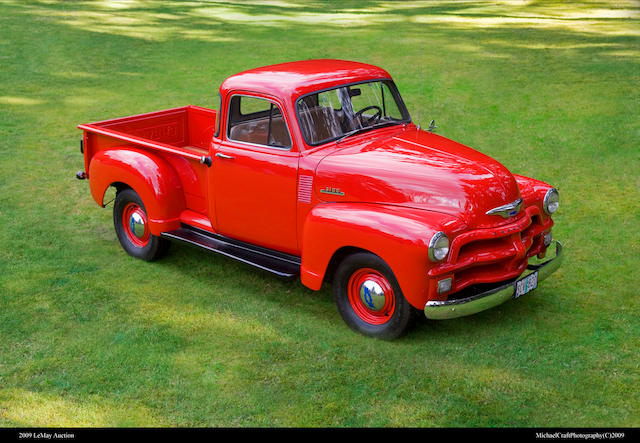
{"left": 359, "top": 280, "right": 386, "bottom": 311}
{"left": 129, "top": 211, "right": 146, "bottom": 239}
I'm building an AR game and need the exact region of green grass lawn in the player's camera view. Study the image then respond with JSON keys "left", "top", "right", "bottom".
{"left": 1, "top": 0, "right": 638, "bottom": 428}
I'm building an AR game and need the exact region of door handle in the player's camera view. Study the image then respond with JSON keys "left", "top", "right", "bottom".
{"left": 215, "top": 152, "right": 235, "bottom": 160}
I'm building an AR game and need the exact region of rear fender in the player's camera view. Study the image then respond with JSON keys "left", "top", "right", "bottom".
{"left": 300, "top": 203, "right": 459, "bottom": 309}
{"left": 88, "top": 147, "right": 186, "bottom": 235}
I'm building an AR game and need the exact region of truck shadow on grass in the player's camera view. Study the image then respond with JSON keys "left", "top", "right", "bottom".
{"left": 157, "top": 239, "right": 550, "bottom": 343}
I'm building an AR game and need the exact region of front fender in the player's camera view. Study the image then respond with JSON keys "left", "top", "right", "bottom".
{"left": 514, "top": 174, "right": 554, "bottom": 221}
{"left": 88, "top": 147, "right": 186, "bottom": 235}
{"left": 300, "top": 202, "right": 461, "bottom": 309}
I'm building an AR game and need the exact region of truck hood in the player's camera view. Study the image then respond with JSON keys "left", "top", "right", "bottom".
{"left": 314, "top": 127, "right": 522, "bottom": 229}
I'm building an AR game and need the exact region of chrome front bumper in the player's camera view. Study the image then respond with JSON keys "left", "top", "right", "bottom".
{"left": 424, "top": 241, "right": 563, "bottom": 320}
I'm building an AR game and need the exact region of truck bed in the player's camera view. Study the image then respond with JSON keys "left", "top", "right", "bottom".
{"left": 78, "top": 105, "right": 217, "bottom": 162}
{"left": 79, "top": 105, "right": 217, "bottom": 220}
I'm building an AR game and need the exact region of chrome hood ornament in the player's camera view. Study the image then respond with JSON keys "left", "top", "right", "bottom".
{"left": 486, "top": 198, "right": 523, "bottom": 218}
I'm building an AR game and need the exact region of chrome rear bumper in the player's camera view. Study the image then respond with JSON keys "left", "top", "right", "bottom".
{"left": 424, "top": 241, "right": 563, "bottom": 320}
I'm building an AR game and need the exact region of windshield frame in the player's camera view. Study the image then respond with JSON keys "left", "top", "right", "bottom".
{"left": 295, "top": 79, "right": 412, "bottom": 147}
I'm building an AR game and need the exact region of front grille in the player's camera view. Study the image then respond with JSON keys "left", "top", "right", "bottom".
{"left": 428, "top": 205, "right": 552, "bottom": 298}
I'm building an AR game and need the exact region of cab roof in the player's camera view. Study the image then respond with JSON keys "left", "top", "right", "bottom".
{"left": 219, "top": 59, "right": 392, "bottom": 101}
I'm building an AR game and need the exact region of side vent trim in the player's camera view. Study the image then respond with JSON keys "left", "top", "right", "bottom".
{"left": 298, "top": 175, "right": 313, "bottom": 204}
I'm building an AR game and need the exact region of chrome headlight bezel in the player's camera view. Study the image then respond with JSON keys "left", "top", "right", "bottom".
{"left": 428, "top": 231, "right": 450, "bottom": 262}
{"left": 543, "top": 188, "right": 560, "bottom": 215}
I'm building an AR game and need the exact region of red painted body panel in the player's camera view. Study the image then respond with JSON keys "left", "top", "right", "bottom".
{"left": 212, "top": 143, "right": 300, "bottom": 255}
{"left": 219, "top": 59, "right": 391, "bottom": 107}
{"left": 78, "top": 59, "right": 558, "bottom": 312}
{"left": 88, "top": 148, "right": 186, "bottom": 235}
{"left": 313, "top": 125, "right": 521, "bottom": 229}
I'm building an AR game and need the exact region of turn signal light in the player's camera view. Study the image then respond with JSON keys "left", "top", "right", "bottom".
{"left": 437, "top": 277, "right": 452, "bottom": 294}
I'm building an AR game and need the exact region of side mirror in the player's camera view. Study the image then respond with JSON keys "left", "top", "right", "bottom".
{"left": 428, "top": 120, "right": 437, "bottom": 132}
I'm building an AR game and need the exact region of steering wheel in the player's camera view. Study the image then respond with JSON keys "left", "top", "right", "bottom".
{"left": 353, "top": 105, "right": 382, "bottom": 125}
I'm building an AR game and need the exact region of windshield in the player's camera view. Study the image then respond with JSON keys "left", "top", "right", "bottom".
{"left": 296, "top": 80, "right": 411, "bottom": 146}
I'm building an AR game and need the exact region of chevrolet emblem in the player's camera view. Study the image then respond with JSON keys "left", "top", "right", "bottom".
{"left": 486, "top": 198, "right": 523, "bottom": 218}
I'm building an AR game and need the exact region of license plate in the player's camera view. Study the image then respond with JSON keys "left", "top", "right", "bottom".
{"left": 514, "top": 271, "right": 538, "bottom": 299}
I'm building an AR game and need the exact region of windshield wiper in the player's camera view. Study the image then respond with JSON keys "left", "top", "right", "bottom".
{"left": 335, "top": 121, "right": 400, "bottom": 143}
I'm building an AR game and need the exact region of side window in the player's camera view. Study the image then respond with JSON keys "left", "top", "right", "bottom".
{"left": 227, "top": 95, "right": 292, "bottom": 148}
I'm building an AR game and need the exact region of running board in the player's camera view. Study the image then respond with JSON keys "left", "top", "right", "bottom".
{"left": 161, "top": 226, "right": 301, "bottom": 279}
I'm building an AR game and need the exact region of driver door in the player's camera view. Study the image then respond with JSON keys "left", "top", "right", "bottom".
{"left": 210, "top": 93, "right": 300, "bottom": 255}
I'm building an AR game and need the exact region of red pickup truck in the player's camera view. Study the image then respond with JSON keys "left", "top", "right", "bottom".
{"left": 77, "top": 59, "right": 562, "bottom": 339}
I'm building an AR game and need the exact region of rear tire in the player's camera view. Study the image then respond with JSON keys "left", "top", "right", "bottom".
{"left": 333, "top": 252, "right": 416, "bottom": 340}
{"left": 113, "top": 188, "right": 169, "bottom": 261}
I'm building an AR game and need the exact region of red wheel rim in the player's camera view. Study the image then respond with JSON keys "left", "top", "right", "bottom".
{"left": 347, "top": 268, "right": 395, "bottom": 325}
{"left": 122, "top": 202, "right": 150, "bottom": 248}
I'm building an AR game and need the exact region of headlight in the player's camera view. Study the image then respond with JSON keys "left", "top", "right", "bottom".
{"left": 543, "top": 188, "right": 560, "bottom": 215}
{"left": 428, "top": 231, "right": 449, "bottom": 262}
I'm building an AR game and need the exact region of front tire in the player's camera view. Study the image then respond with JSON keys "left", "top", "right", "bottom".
{"left": 113, "top": 188, "right": 169, "bottom": 261}
{"left": 333, "top": 252, "right": 416, "bottom": 340}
